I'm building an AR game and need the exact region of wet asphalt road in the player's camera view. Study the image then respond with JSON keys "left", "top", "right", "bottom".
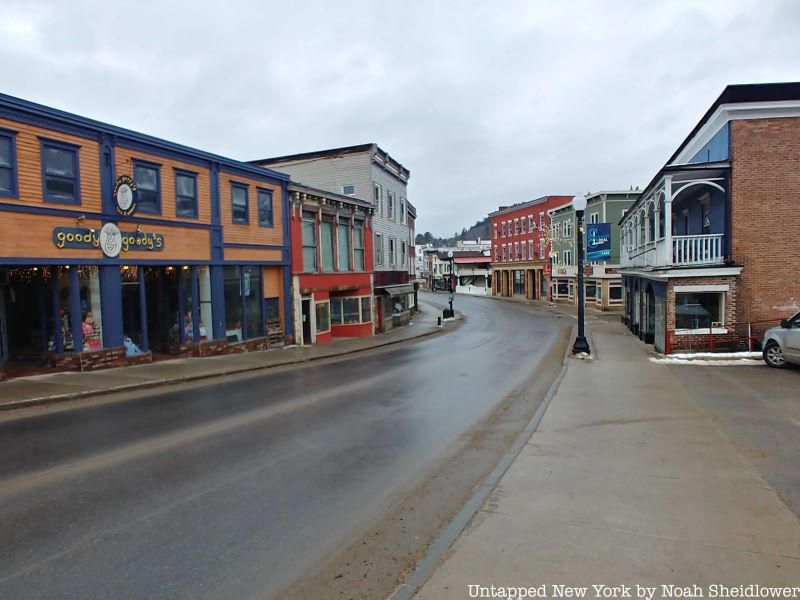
{"left": 0, "top": 293, "right": 566, "bottom": 599}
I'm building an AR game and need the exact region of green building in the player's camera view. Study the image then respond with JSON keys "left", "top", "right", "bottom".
{"left": 548, "top": 190, "right": 640, "bottom": 310}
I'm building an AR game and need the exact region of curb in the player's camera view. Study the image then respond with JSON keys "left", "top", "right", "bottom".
{"left": 0, "top": 324, "right": 449, "bottom": 413}
{"left": 388, "top": 322, "right": 576, "bottom": 600}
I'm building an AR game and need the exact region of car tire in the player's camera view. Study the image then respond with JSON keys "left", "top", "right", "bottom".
{"left": 763, "top": 340, "right": 786, "bottom": 368}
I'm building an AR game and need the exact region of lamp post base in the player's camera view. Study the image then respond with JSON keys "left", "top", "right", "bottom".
{"left": 572, "top": 336, "right": 590, "bottom": 354}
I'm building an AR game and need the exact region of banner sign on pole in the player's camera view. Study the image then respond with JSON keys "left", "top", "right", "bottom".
{"left": 586, "top": 223, "right": 612, "bottom": 262}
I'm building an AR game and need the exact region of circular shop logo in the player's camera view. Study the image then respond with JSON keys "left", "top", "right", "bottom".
{"left": 114, "top": 175, "right": 138, "bottom": 216}
{"left": 99, "top": 223, "right": 122, "bottom": 258}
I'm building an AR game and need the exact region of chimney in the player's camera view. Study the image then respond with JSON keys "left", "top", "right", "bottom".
{"left": 499, "top": 206, "right": 508, "bottom": 211}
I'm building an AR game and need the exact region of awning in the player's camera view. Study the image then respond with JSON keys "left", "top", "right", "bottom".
{"left": 378, "top": 284, "right": 414, "bottom": 297}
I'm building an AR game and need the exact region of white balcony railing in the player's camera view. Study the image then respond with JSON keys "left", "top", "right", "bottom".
{"left": 672, "top": 234, "right": 724, "bottom": 266}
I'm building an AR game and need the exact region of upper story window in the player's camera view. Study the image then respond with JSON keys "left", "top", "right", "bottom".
{"left": 528, "top": 215, "right": 534, "bottom": 231}
{"left": 539, "top": 212, "right": 545, "bottom": 229}
{"left": 554, "top": 222, "right": 561, "bottom": 238}
{"left": 302, "top": 211, "right": 317, "bottom": 271}
{"left": 514, "top": 218, "right": 520, "bottom": 235}
{"left": 42, "top": 140, "right": 80, "bottom": 204}
{"left": 589, "top": 212, "right": 599, "bottom": 224}
{"left": 0, "top": 130, "right": 17, "bottom": 197}
{"left": 564, "top": 219, "right": 573, "bottom": 238}
{"left": 564, "top": 249, "right": 572, "bottom": 266}
{"left": 257, "top": 188, "right": 273, "bottom": 227}
{"left": 389, "top": 237, "right": 396, "bottom": 265}
{"left": 342, "top": 184, "right": 356, "bottom": 196}
{"left": 338, "top": 218, "right": 351, "bottom": 271}
{"left": 373, "top": 184, "right": 382, "bottom": 215}
{"left": 501, "top": 222, "right": 507, "bottom": 237}
{"left": 133, "top": 161, "right": 160, "bottom": 213}
{"left": 175, "top": 171, "right": 198, "bottom": 218}
{"left": 388, "top": 192, "right": 395, "bottom": 220}
{"left": 353, "top": 223, "right": 365, "bottom": 271}
{"left": 493, "top": 224, "right": 498, "bottom": 239}
{"left": 521, "top": 218, "right": 526, "bottom": 234}
{"left": 400, "top": 199, "right": 405, "bottom": 225}
{"left": 231, "top": 183, "right": 249, "bottom": 224}
{"left": 401, "top": 241, "right": 407, "bottom": 266}
{"left": 375, "top": 233, "right": 384, "bottom": 265}
{"left": 321, "top": 220, "right": 335, "bottom": 271}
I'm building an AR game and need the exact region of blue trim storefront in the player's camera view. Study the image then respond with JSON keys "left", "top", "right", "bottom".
{"left": 0, "top": 92, "right": 293, "bottom": 378}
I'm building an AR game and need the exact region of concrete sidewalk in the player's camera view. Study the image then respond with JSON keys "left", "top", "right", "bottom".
{"left": 0, "top": 299, "right": 451, "bottom": 412}
{"left": 413, "top": 318, "right": 800, "bottom": 598}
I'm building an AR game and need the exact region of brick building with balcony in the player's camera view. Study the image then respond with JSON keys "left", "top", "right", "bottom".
{"left": 489, "top": 195, "right": 572, "bottom": 301}
{"left": 619, "top": 82, "right": 800, "bottom": 353}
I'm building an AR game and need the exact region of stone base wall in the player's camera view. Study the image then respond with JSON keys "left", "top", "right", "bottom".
{"left": 195, "top": 339, "right": 229, "bottom": 357}
{"left": 167, "top": 343, "right": 196, "bottom": 358}
{"left": 50, "top": 347, "right": 154, "bottom": 372}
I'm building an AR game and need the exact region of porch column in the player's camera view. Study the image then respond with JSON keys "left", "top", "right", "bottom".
{"left": 664, "top": 175, "right": 673, "bottom": 266}
{"left": 138, "top": 266, "right": 149, "bottom": 352}
{"left": 210, "top": 265, "right": 226, "bottom": 341}
{"left": 69, "top": 267, "right": 83, "bottom": 353}
{"left": 240, "top": 267, "right": 247, "bottom": 340}
{"left": 50, "top": 266, "right": 63, "bottom": 354}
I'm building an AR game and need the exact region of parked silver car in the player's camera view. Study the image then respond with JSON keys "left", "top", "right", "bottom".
{"left": 762, "top": 311, "right": 800, "bottom": 368}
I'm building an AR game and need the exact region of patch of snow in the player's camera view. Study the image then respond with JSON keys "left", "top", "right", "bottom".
{"left": 650, "top": 357, "right": 763, "bottom": 366}
{"left": 668, "top": 351, "right": 761, "bottom": 359}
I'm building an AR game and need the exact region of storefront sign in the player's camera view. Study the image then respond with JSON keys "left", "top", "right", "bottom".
{"left": 114, "top": 175, "right": 138, "bottom": 216}
{"left": 586, "top": 223, "right": 612, "bottom": 262}
{"left": 52, "top": 226, "right": 164, "bottom": 255}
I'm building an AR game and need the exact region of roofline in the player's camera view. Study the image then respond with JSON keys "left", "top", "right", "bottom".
{"left": 250, "top": 143, "right": 375, "bottom": 165}
{"left": 622, "top": 82, "right": 800, "bottom": 224}
{"left": 488, "top": 195, "right": 574, "bottom": 217}
{"left": 0, "top": 91, "right": 290, "bottom": 182}
{"left": 287, "top": 181, "right": 374, "bottom": 210}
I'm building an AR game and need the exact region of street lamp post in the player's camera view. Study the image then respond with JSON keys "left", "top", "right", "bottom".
{"left": 447, "top": 250, "right": 454, "bottom": 316}
{"left": 572, "top": 195, "right": 591, "bottom": 354}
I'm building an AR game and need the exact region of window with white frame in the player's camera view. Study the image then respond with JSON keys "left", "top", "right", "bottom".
{"left": 521, "top": 242, "right": 526, "bottom": 260}
{"left": 401, "top": 241, "right": 406, "bottom": 266}
{"left": 501, "top": 245, "right": 506, "bottom": 261}
{"left": 330, "top": 296, "right": 373, "bottom": 326}
{"left": 563, "top": 249, "right": 572, "bottom": 266}
{"left": 389, "top": 237, "right": 396, "bottom": 265}
{"left": 528, "top": 215, "right": 534, "bottom": 230}
{"left": 563, "top": 219, "right": 573, "bottom": 238}
{"left": 375, "top": 233, "right": 384, "bottom": 265}
{"left": 539, "top": 239, "right": 545, "bottom": 258}
{"left": 528, "top": 240, "right": 534, "bottom": 258}
{"left": 342, "top": 184, "right": 356, "bottom": 196}
{"left": 514, "top": 242, "right": 519, "bottom": 261}
{"left": 507, "top": 220, "right": 512, "bottom": 236}
{"left": 675, "top": 292, "right": 725, "bottom": 330}
{"left": 554, "top": 222, "right": 560, "bottom": 238}
{"left": 400, "top": 199, "right": 405, "bottom": 225}
{"left": 494, "top": 246, "right": 498, "bottom": 261}
{"left": 388, "top": 192, "right": 395, "bottom": 220}
{"left": 302, "top": 211, "right": 317, "bottom": 272}
{"left": 514, "top": 218, "right": 520, "bottom": 235}
{"left": 501, "top": 221, "right": 506, "bottom": 237}
{"left": 539, "top": 212, "right": 545, "bottom": 228}
{"left": 353, "top": 223, "right": 365, "bottom": 270}
{"left": 520, "top": 218, "right": 526, "bottom": 234}
{"left": 589, "top": 212, "right": 599, "bottom": 224}
{"left": 493, "top": 223, "right": 498, "bottom": 239}
{"left": 374, "top": 183, "right": 382, "bottom": 215}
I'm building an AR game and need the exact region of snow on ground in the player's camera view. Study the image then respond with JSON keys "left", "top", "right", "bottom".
{"left": 668, "top": 351, "right": 761, "bottom": 359}
{"left": 650, "top": 357, "right": 764, "bottom": 366}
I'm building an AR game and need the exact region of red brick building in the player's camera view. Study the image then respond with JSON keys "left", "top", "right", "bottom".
{"left": 619, "top": 82, "right": 800, "bottom": 353}
{"left": 489, "top": 196, "right": 572, "bottom": 300}
{"left": 288, "top": 183, "right": 374, "bottom": 345}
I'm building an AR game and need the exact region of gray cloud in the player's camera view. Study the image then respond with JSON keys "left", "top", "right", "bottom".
{"left": 1, "top": 0, "right": 798, "bottom": 235}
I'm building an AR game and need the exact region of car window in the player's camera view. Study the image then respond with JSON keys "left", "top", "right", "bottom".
{"left": 793, "top": 313, "right": 800, "bottom": 327}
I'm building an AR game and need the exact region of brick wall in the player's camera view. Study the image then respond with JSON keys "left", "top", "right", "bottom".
{"left": 666, "top": 275, "right": 739, "bottom": 352}
{"left": 731, "top": 117, "right": 800, "bottom": 325}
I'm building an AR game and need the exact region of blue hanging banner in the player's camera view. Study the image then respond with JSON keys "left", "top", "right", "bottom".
{"left": 586, "top": 223, "right": 612, "bottom": 262}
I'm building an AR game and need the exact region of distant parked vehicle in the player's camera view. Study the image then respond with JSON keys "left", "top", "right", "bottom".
{"left": 762, "top": 312, "right": 800, "bottom": 368}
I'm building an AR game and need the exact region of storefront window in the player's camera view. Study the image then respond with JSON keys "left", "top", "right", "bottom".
{"left": 315, "top": 301, "right": 330, "bottom": 333}
{"left": 224, "top": 265, "right": 243, "bottom": 341}
{"left": 331, "top": 297, "right": 342, "bottom": 324}
{"left": 343, "top": 297, "right": 360, "bottom": 324}
{"left": 243, "top": 266, "right": 263, "bottom": 339}
{"left": 79, "top": 266, "right": 102, "bottom": 350}
{"left": 610, "top": 285, "right": 623, "bottom": 301}
{"left": 361, "top": 297, "right": 371, "bottom": 323}
{"left": 675, "top": 292, "right": 723, "bottom": 330}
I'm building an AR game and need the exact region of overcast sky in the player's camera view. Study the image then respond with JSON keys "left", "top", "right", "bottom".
{"left": 1, "top": 1, "right": 798, "bottom": 236}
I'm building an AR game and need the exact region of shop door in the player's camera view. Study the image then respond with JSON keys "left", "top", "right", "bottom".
{"left": 301, "top": 299, "right": 312, "bottom": 345}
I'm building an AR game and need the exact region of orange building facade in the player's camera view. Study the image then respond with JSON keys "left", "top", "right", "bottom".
{"left": 0, "top": 92, "right": 291, "bottom": 377}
